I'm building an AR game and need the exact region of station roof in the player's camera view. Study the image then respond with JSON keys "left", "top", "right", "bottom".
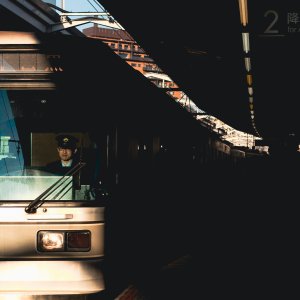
{"left": 99, "top": 0, "right": 300, "bottom": 142}
{"left": 4, "top": 0, "right": 300, "bottom": 143}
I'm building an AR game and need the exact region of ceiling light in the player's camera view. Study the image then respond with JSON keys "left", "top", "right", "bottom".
{"left": 246, "top": 74, "right": 252, "bottom": 86}
{"left": 242, "top": 33, "right": 250, "bottom": 53}
{"left": 245, "top": 57, "right": 251, "bottom": 72}
{"left": 248, "top": 87, "right": 253, "bottom": 95}
{"left": 238, "top": 0, "right": 248, "bottom": 26}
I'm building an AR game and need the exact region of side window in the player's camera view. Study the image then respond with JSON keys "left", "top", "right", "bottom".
{"left": 0, "top": 90, "right": 24, "bottom": 176}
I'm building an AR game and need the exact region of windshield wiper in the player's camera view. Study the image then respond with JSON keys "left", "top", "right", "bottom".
{"left": 25, "top": 162, "right": 86, "bottom": 214}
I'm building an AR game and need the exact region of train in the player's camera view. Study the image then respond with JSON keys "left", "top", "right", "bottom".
{"left": 0, "top": 29, "right": 250, "bottom": 299}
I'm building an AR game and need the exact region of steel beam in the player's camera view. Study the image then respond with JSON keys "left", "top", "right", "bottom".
{"left": 48, "top": 17, "right": 124, "bottom": 32}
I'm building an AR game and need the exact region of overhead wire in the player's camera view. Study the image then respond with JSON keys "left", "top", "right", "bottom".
{"left": 87, "top": 0, "right": 98, "bottom": 12}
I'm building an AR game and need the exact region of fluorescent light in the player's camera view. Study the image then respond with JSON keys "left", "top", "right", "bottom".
{"left": 248, "top": 87, "right": 253, "bottom": 95}
{"left": 245, "top": 57, "right": 251, "bottom": 72}
{"left": 247, "top": 74, "right": 252, "bottom": 86}
{"left": 242, "top": 33, "right": 250, "bottom": 53}
{"left": 238, "top": 0, "right": 248, "bottom": 26}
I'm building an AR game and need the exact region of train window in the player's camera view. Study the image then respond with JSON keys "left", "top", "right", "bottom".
{"left": 0, "top": 89, "right": 108, "bottom": 201}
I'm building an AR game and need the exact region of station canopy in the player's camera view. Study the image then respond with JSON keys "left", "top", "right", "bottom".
{"left": 100, "top": 0, "right": 300, "bottom": 142}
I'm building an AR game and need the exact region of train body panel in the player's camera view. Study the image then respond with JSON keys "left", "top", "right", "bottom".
{"left": 0, "top": 202, "right": 105, "bottom": 296}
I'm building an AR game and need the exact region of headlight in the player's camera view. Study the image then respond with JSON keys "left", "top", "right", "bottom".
{"left": 38, "top": 231, "right": 64, "bottom": 251}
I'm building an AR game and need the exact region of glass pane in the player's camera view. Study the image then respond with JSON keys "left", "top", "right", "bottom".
{"left": 3, "top": 53, "right": 19, "bottom": 71}
{"left": 20, "top": 53, "right": 36, "bottom": 71}
{"left": 0, "top": 90, "right": 107, "bottom": 202}
{"left": 37, "top": 53, "right": 49, "bottom": 71}
{"left": 0, "top": 90, "right": 24, "bottom": 174}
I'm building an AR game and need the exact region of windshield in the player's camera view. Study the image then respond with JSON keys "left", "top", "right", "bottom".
{"left": 0, "top": 89, "right": 107, "bottom": 201}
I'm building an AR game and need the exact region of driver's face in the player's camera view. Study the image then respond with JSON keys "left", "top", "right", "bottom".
{"left": 57, "top": 147, "right": 74, "bottom": 162}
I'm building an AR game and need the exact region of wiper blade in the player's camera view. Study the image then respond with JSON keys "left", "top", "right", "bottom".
{"left": 25, "top": 162, "right": 86, "bottom": 214}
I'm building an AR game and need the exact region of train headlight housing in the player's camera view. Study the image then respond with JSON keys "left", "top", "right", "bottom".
{"left": 67, "top": 231, "right": 91, "bottom": 251}
{"left": 38, "top": 231, "right": 64, "bottom": 251}
{"left": 37, "top": 231, "right": 91, "bottom": 252}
